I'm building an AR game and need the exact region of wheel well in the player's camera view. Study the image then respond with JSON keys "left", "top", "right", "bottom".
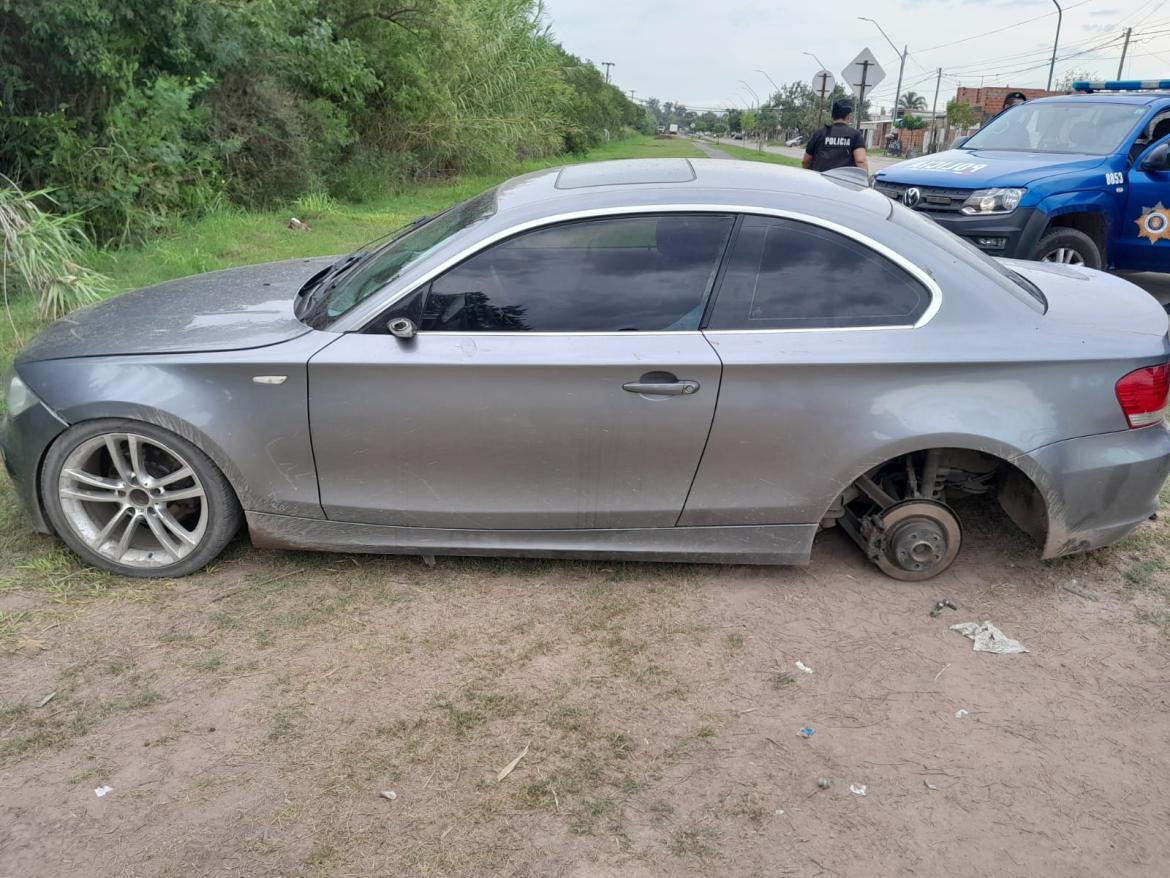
{"left": 1046, "top": 212, "right": 1107, "bottom": 258}
{"left": 34, "top": 416, "right": 246, "bottom": 533}
{"left": 827, "top": 447, "right": 1049, "bottom": 546}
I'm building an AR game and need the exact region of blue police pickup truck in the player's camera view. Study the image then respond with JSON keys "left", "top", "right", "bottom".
{"left": 873, "top": 81, "right": 1170, "bottom": 272}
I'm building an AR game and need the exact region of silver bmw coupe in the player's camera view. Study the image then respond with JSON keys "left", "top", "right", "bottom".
{"left": 3, "top": 158, "right": 1169, "bottom": 580}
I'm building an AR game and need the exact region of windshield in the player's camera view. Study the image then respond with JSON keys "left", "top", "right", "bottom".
{"left": 299, "top": 189, "right": 498, "bottom": 327}
{"left": 887, "top": 200, "right": 1046, "bottom": 312}
{"left": 961, "top": 101, "right": 1148, "bottom": 155}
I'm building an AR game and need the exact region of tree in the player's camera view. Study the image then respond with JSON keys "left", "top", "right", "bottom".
{"left": 897, "top": 91, "right": 927, "bottom": 113}
{"left": 1055, "top": 69, "right": 1098, "bottom": 92}
{"left": 757, "top": 107, "right": 779, "bottom": 141}
{"left": 946, "top": 99, "right": 977, "bottom": 128}
{"left": 900, "top": 114, "right": 927, "bottom": 130}
{"left": 740, "top": 110, "right": 757, "bottom": 137}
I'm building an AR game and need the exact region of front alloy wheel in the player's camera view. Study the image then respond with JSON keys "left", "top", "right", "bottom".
{"left": 42, "top": 420, "right": 240, "bottom": 577}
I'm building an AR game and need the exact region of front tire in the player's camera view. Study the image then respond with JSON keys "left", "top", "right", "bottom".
{"left": 1034, "top": 227, "right": 1102, "bottom": 269}
{"left": 40, "top": 419, "right": 241, "bottom": 578}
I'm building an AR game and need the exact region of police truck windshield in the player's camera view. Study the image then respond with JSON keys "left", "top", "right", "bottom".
{"left": 960, "top": 102, "right": 1147, "bottom": 155}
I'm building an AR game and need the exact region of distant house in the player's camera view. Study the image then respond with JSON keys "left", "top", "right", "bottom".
{"left": 953, "top": 85, "right": 1061, "bottom": 124}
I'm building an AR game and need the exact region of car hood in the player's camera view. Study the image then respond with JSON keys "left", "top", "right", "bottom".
{"left": 877, "top": 149, "right": 1108, "bottom": 188}
{"left": 16, "top": 256, "right": 335, "bottom": 363}
{"left": 1002, "top": 259, "right": 1170, "bottom": 339}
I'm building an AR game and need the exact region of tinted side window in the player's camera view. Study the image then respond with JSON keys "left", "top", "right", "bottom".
{"left": 422, "top": 214, "right": 734, "bottom": 332}
{"left": 707, "top": 216, "right": 930, "bottom": 330}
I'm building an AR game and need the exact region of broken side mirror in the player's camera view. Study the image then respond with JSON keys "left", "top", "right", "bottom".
{"left": 387, "top": 317, "right": 417, "bottom": 339}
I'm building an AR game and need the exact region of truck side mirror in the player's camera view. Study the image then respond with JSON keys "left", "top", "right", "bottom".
{"left": 1141, "top": 142, "right": 1170, "bottom": 173}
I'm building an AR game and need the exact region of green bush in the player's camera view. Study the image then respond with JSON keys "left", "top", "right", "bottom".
{"left": 0, "top": 0, "right": 644, "bottom": 242}
{"left": 0, "top": 180, "right": 110, "bottom": 319}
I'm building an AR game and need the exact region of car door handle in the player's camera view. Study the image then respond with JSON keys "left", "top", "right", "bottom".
{"left": 622, "top": 377, "right": 700, "bottom": 396}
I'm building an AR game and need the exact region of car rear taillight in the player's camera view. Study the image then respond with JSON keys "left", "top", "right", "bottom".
{"left": 1116, "top": 363, "right": 1170, "bottom": 428}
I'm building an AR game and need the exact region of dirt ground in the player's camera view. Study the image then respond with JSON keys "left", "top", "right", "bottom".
{"left": 3, "top": 497, "right": 1170, "bottom": 877}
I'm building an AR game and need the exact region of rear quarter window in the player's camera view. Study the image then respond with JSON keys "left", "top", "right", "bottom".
{"left": 886, "top": 201, "right": 1046, "bottom": 312}
{"left": 706, "top": 215, "right": 931, "bottom": 330}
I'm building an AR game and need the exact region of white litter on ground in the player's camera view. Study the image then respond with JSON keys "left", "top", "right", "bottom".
{"left": 850, "top": 784, "right": 868, "bottom": 796}
{"left": 795, "top": 661, "right": 814, "bottom": 674}
{"left": 950, "top": 621, "right": 1028, "bottom": 654}
{"left": 94, "top": 786, "right": 113, "bottom": 798}
{"left": 955, "top": 708, "right": 969, "bottom": 719}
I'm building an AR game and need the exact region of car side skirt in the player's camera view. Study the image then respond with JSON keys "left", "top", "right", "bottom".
{"left": 246, "top": 513, "right": 816, "bottom": 566}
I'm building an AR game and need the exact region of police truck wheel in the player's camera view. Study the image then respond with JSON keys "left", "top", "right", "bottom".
{"left": 1034, "top": 228, "right": 1102, "bottom": 269}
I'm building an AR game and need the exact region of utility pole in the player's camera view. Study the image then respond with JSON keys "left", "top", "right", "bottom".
{"left": 813, "top": 70, "right": 832, "bottom": 126}
{"left": 628, "top": 89, "right": 636, "bottom": 102}
{"left": 930, "top": 67, "right": 942, "bottom": 153}
{"left": 860, "top": 18, "right": 907, "bottom": 128}
{"left": 1117, "top": 28, "right": 1133, "bottom": 79}
{"left": 602, "top": 61, "right": 614, "bottom": 83}
{"left": 1047, "top": 1, "right": 1063, "bottom": 91}
{"left": 856, "top": 60, "right": 873, "bottom": 140}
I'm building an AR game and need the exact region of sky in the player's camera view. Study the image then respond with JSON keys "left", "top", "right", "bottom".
{"left": 543, "top": 0, "right": 1170, "bottom": 113}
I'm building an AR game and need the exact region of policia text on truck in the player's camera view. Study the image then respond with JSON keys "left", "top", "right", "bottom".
{"left": 873, "top": 81, "right": 1170, "bottom": 272}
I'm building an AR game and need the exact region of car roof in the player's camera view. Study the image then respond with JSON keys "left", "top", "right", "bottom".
{"left": 1028, "top": 93, "right": 1170, "bottom": 107}
{"left": 494, "top": 158, "right": 892, "bottom": 219}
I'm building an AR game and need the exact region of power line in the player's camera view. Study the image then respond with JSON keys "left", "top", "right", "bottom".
{"left": 915, "top": 0, "right": 1093, "bottom": 54}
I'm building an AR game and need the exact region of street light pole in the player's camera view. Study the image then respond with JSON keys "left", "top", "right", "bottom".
{"left": 802, "top": 52, "right": 832, "bottom": 126}
{"left": 739, "top": 80, "right": 761, "bottom": 150}
{"left": 755, "top": 69, "right": 781, "bottom": 98}
{"left": 1046, "top": 1, "right": 1063, "bottom": 91}
{"left": 860, "top": 17, "right": 907, "bottom": 125}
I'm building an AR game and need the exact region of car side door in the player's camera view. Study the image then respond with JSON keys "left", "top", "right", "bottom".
{"left": 308, "top": 212, "right": 734, "bottom": 530}
{"left": 681, "top": 212, "right": 937, "bottom": 527}
{"left": 1115, "top": 111, "right": 1170, "bottom": 272}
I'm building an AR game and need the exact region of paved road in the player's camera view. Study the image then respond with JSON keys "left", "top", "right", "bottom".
{"left": 710, "top": 136, "right": 905, "bottom": 171}
{"left": 691, "top": 139, "right": 733, "bottom": 160}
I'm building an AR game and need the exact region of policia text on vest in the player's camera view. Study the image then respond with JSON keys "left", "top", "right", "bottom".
{"left": 802, "top": 100, "right": 869, "bottom": 174}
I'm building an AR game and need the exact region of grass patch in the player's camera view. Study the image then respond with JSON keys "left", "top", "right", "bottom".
{"left": 725, "top": 632, "right": 745, "bottom": 650}
{"left": 668, "top": 826, "right": 719, "bottom": 859}
{"left": 0, "top": 669, "right": 163, "bottom": 763}
{"left": 269, "top": 706, "right": 307, "bottom": 741}
{"left": 710, "top": 141, "right": 803, "bottom": 167}
{"left": 770, "top": 671, "right": 797, "bottom": 689}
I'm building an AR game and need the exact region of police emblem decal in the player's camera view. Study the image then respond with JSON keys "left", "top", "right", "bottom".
{"left": 1136, "top": 203, "right": 1170, "bottom": 244}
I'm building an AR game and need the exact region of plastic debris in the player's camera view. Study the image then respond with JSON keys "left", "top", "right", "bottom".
{"left": 955, "top": 708, "right": 969, "bottom": 719}
{"left": 850, "top": 784, "right": 867, "bottom": 797}
{"left": 930, "top": 599, "right": 958, "bottom": 617}
{"left": 287, "top": 217, "right": 311, "bottom": 231}
{"left": 817, "top": 777, "right": 832, "bottom": 789}
{"left": 94, "top": 786, "right": 113, "bottom": 798}
{"left": 798, "top": 727, "right": 815, "bottom": 738}
{"left": 774, "top": 808, "right": 785, "bottom": 815}
{"left": 795, "top": 661, "right": 814, "bottom": 674}
{"left": 379, "top": 790, "right": 397, "bottom": 801}
{"left": 924, "top": 780, "right": 939, "bottom": 791}
{"left": 496, "top": 741, "right": 530, "bottom": 782}
{"left": 950, "top": 621, "right": 1028, "bottom": 654}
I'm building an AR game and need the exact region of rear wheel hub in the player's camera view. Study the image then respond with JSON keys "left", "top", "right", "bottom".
{"left": 875, "top": 500, "right": 962, "bottom": 581}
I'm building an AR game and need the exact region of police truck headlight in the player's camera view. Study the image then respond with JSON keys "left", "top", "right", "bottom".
{"left": 960, "top": 188, "right": 1025, "bottom": 215}
{"left": 3, "top": 373, "right": 40, "bottom": 418}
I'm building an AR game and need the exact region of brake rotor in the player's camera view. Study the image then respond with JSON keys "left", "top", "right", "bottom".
{"left": 873, "top": 500, "right": 962, "bottom": 582}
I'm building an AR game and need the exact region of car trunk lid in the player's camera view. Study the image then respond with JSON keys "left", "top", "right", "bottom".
{"left": 1001, "top": 259, "right": 1170, "bottom": 339}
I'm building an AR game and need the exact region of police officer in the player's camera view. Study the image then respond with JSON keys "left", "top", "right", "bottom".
{"left": 802, "top": 100, "right": 869, "bottom": 173}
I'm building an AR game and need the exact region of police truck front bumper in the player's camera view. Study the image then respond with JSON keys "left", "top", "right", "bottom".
{"left": 926, "top": 207, "right": 1048, "bottom": 260}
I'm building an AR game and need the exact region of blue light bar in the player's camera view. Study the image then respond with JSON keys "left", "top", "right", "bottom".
{"left": 1071, "top": 79, "right": 1170, "bottom": 92}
